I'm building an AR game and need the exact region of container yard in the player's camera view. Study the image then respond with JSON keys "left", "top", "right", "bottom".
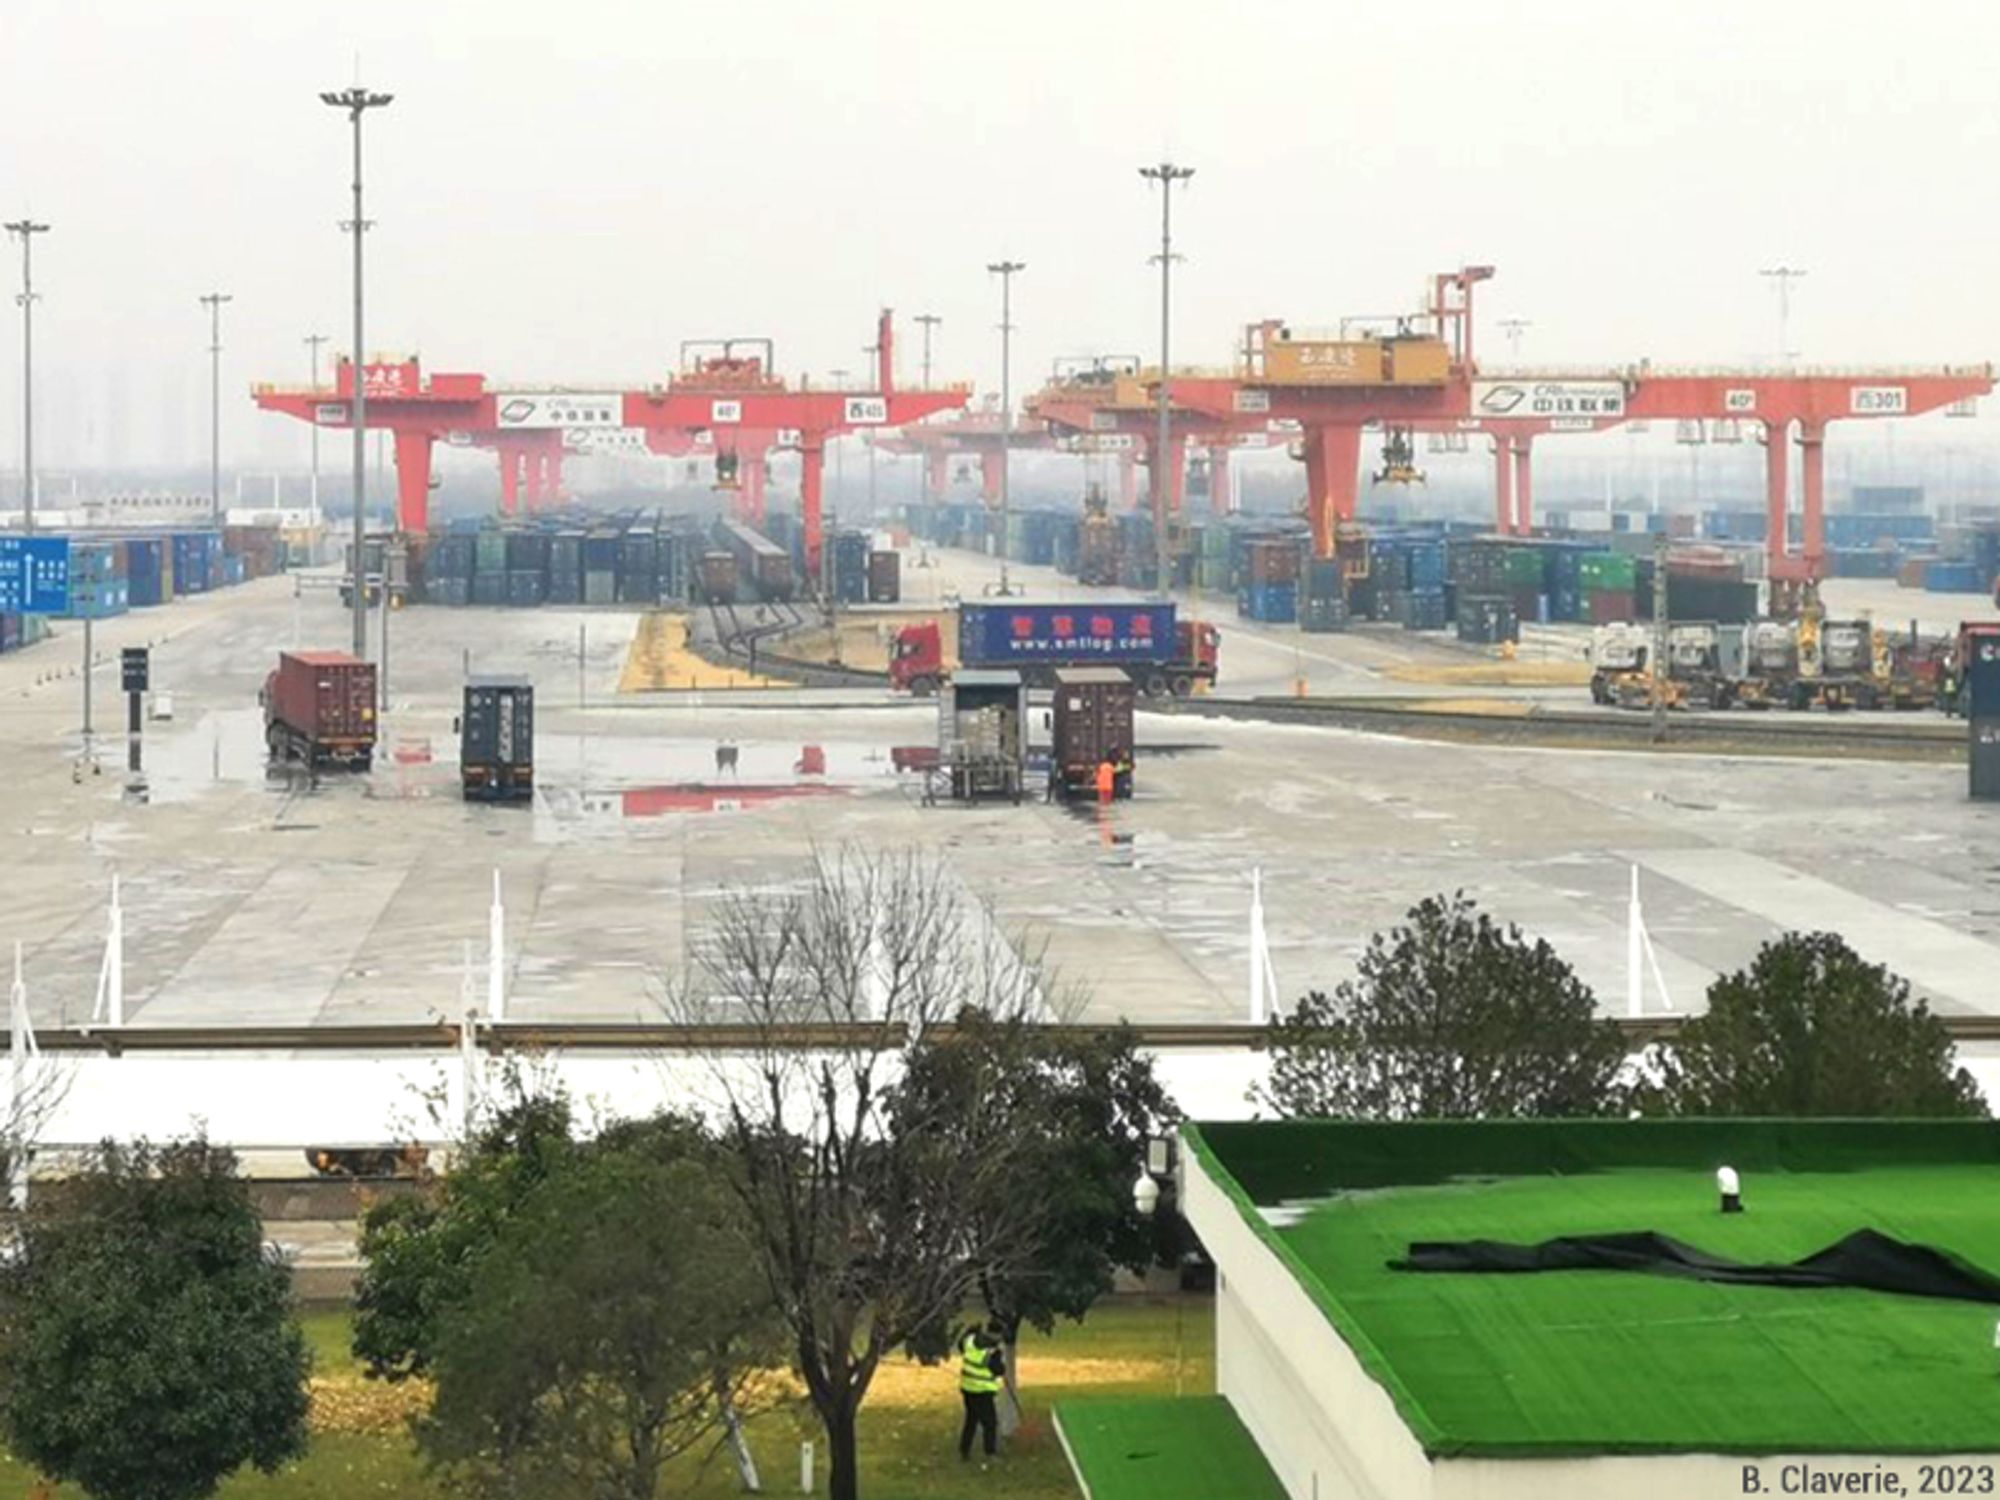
{"left": 15, "top": 10, "right": 2000, "bottom": 1499}
{"left": 0, "top": 540, "right": 1993, "bottom": 1038}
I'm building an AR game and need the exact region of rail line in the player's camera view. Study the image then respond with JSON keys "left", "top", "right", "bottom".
{"left": 703, "top": 596, "right": 890, "bottom": 688}
{"left": 27, "top": 1012, "right": 2000, "bottom": 1053}
{"left": 1168, "top": 694, "right": 1967, "bottom": 761}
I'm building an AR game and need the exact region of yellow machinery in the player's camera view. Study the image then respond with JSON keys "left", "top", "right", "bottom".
{"left": 1372, "top": 426, "right": 1425, "bottom": 485}
{"left": 1249, "top": 322, "right": 1454, "bottom": 389}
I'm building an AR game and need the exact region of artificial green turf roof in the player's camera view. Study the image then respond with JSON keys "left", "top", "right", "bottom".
{"left": 1188, "top": 1119, "right": 2000, "bottom": 1458}
{"left": 1055, "top": 1396, "right": 1288, "bottom": 1500}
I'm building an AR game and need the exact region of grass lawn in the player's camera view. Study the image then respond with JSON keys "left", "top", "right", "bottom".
{"left": 1277, "top": 1162, "right": 2000, "bottom": 1456}
{"left": 0, "top": 1297, "right": 1213, "bottom": 1498}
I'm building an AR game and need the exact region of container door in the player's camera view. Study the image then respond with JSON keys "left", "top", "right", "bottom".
{"left": 496, "top": 692, "right": 516, "bottom": 764}
{"left": 347, "top": 668, "right": 374, "bottom": 732}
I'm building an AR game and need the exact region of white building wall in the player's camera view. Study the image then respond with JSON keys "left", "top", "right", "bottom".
{"left": 1184, "top": 1142, "right": 1437, "bottom": 1500}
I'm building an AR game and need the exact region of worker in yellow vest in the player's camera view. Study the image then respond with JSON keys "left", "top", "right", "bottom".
{"left": 957, "top": 1322, "right": 1007, "bottom": 1464}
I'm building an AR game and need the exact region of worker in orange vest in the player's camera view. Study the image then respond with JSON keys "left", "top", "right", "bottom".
{"left": 1095, "top": 757, "right": 1116, "bottom": 804}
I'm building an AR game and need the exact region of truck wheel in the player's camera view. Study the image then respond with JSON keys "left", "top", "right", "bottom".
{"left": 1143, "top": 672, "right": 1169, "bottom": 699}
{"left": 1170, "top": 674, "right": 1194, "bottom": 698}
{"left": 910, "top": 674, "right": 939, "bottom": 699}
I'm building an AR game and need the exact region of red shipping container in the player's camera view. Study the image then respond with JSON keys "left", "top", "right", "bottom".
{"left": 265, "top": 650, "right": 377, "bottom": 762}
{"left": 1587, "top": 589, "right": 1638, "bottom": 624}
{"left": 1245, "top": 539, "right": 1301, "bottom": 585}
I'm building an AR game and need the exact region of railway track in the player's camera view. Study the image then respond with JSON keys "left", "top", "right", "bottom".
{"left": 1168, "top": 694, "right": 1968, "bottom": 761}
{"left": 26, "top": 1012, "right": 2000, "bottom": 1052}
{"left": 707, "top": 598, "right": 805, "bottom": 663}
{"left": 703, "top": 596, "right": 890, "bottom": 688}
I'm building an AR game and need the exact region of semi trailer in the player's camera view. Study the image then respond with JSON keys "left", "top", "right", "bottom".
{"left": 889, "top": 602, "right": 1219, "bottom": 698}
{"left": 262, "top": 650, "right": 377, "bottom": 770}
{"left": 460, "top": 675, "right": 535, "bottom": 803}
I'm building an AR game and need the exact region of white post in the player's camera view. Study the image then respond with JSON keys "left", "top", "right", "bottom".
{"left": 487, "top": 870, "right": 506, "bottom": 1023}
{"left": 109, "top": 874, "right": 123, "bottom": 1028}
{"left": 1248, "top": 867, "right": 1280, "bottom": 1025}
{"left": 93, "top": 874, "right": 125, "bottom": 1029}
{"left": 459, "top": 940, "right": 480, "bottom": 1137}
{"left": 799, "top": 1441, "right": 814, "bottom": 1494}
{"left": 862, "top": 917, "right": 889, "bottom": 1022}
{"left": 1627, "top": 866, "right": 1644, "bottom": 1020}
{"left": 11, "top": 941, "right": 37, "bottom": 1210}
{"left": 10, "top": 942, "right": 25, "bottom": 1115}
{"left": 1249, "top": 868, "right": 1265, "bottom": 1024}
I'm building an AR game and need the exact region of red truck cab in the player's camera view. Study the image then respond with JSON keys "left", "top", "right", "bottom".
{"left": 890, "top": 621, "right": 947, "bottom": 694}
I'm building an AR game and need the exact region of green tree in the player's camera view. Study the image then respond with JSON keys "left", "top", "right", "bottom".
{"left": 351, "top": 1086, "right": 576, "bottom": 1382}
{"left": 416, "top": 1112, "right": 782, "bottom": 1500}
{"left": 895, "top": 1011, "right": 1176, "bottom": 1423}
{"left": 1257, "top": 892, "right": 1628, "bottom": 1120}
{"left": 0, "top": 1137, "right": 310, "bottom": 1500}
{"left": 1641, "top": 931, "right": 1986, "bottom": 1117}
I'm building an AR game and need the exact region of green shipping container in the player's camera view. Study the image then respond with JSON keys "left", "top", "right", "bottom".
{"left": 474, "top": 531, "right": 509, "bottom": 575}
{"left": 1579, "top": 551, "right": 1637, "bottom": 591}
{"left": 1503, "top": 547, "right": 1547, "bottom": 587}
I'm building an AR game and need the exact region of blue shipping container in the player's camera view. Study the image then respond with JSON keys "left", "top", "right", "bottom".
{"left": 1240, "top": 585, "right": 1297, "bottom": 624}
{"left": 1407, "top": 542, "right": 1447, "bottom": 590}
{"left": 958, "top": 602, "right": 1178, "bottom": 667}
{"left": 62, "top": 580, "right": 129, "bottom": 619}
{"left": 1924, "top": 562, "right": 1988, "bottom": 594}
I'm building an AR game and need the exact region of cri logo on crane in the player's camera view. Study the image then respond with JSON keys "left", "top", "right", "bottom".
{"left": 1473, "top": 380, "right": 1626, "bottom": 418}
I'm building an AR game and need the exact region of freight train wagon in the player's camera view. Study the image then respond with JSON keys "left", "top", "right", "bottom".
{"left": 713, "top": 520, "right": 795, "bottom": 603}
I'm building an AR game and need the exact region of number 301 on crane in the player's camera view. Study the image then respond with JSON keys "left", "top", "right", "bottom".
{"left": 1851, "top": 387, "right": 1907, "bottom": 414}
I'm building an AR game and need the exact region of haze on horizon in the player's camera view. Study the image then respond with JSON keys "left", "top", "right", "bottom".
{"left": 3, "top": 0, "right": 1996, "bottom": 472}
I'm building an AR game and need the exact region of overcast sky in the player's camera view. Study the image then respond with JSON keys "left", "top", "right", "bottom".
{"left": 4, "top": 0, "right": 1998, "bottom": 470}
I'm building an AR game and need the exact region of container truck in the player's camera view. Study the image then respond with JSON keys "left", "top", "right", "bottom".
{"left": 1588, "top": 624, "right": 1650, "bottom": 706}
{"left": 1666, "top": 622, "right": 1729, "bottom": 709}
{"left": 1794, "top": 616, "right": 1880, "bottom": 710}
{"left": 1730, "top": 621, "right": 1802, "bottom": 708}
{"left": 935, "top": 670, "right": 1027, "bottom": 803}
{"left": 1048, "top": 668, "right": 1137, "bottom": 799}
{"left": 262, "top": 650, "right": 377, "bottom": 770}
{"left": 459, "top": 675, "right": 534, "bottom": 803}
{"left": 889, "top": 602, "right": 1219, "bottom": 698}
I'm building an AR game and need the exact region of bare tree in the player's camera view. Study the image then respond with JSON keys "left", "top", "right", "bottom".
{"left": 664, "top": 846, "right": 1057, "bottom": 1500}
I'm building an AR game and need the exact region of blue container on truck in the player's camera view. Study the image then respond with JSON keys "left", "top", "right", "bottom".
{"left": 958, "top": 602, "right": 1178, "bottom": 670}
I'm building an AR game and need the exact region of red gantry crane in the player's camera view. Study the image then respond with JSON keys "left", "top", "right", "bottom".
{"left": 1161, "top": 266, "right": 1993, "bottom": 581}
{"left": 621, "top": 310, "right": 967, "bottom": 573}
{"left": 252, "top": 311, "right": 970, "bottom": 573}
{"left": 1024, "top": 357, "right": 1269, "bottom": 532}
{"left": 868, "top": 410, "right": 1058, "bottom": 507}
